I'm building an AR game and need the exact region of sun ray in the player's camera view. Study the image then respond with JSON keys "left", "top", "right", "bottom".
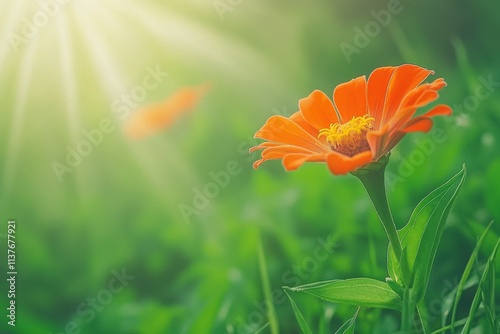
{"left": 57, "top": 11, "right": 81, "bottom": 139}
{"left": 56, "top": 6, "right": 86, "bottom": 195}
{"left": 105, "top": 0, "right": 278, "bottom": 82}
{"left": 0, "top": 1, "right": 27, "bottom": 69}
{"left": 70, "top": 1, "right": 130, "bottom": 98}
{"left": 1, "top": 37, "right": 40, "bottom": 204}
{"left": 0, "top": 1, "right": 23, "bottom": 57}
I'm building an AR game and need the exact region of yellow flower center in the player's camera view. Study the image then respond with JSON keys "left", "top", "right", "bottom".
{"left": 318, "top": 114, "right": 374, "bottom": 156}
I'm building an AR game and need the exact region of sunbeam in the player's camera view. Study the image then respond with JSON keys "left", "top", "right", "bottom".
{"left": 57, "top": 10, "right": 81, "bottom": 139}
{"left": 71, "top": 1, "right": 130, "bottom": 98}
{"left": 1, "top": 37, "right": 40, "bottom": 205}
{"left": 56, "top": 7, "right": 85, "bottom": 196}
{"left": 105, "top": 0, "right": 280, "bottom": 85}
{"left": 0, "top": 2, "right": 26, "bottom": 78}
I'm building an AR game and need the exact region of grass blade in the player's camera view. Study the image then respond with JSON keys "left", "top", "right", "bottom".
{"left": 284, "top": 290, "right": 313, "bottom": 334}
{"left": 253, "top": 322, "right": 270, "bottom": 334}
{"left": 450, "top": 220, "right": 494, "bottom": 333}
{"left": 461, "top": 237, "right": 500, "bottom": 334}
{"left": 481, "top": 255, "right": 496, "bottom": 331}
{"left": 257, "top": 231, "right": 279, "bottom": 334}
{"left": 335, "top": 307, "right": 360, "bottom": 334}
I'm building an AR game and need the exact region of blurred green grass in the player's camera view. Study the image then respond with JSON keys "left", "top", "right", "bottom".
{"left": 0, "top": 0, "right": 499, "bottom": 333}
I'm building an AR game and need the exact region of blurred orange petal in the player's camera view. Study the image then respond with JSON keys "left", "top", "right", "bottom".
{"left": 125, "top": 82, "right": 210, "bottom": 139}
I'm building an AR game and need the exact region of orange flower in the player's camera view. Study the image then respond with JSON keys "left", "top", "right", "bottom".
{"left": 125, "top": 82, "right": 210, "bottom": 139}
{"left": 251, "top": 64, "right": 451, "bottom": 175}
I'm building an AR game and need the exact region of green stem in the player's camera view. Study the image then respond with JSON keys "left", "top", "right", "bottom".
{"left": 355, "top": 164, "right": 403, "bottom": 261}
{"left": 401, "top": 287, "right": 417, "bottom": 333}
{"left": 401, "top": 288, "right": 411, "bottom": 332}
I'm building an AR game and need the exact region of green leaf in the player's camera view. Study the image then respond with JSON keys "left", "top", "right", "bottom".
{"left": 286, "top": 278, "right": 401, "bottom": 311}
{"left": 388, "top": 165, "right": 466, "bottom": 302}
{"left": 335, "top": 307, "right": 359, "bottom": 334}
{"left": 388, "top": 247, "right": 411, "bottom": 286}
{"left": 387, "top": 249, "right": 401, "bottom": 284}
{"left": 284, "top": 290, "right": 313, "bottom": 334}
{"left": 461, "top": 237, "right": 500, "bottom": 334}
{"left": 385, "top": 277, "right": 404, "bottom": 298}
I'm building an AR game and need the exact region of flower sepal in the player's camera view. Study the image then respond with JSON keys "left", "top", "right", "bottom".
{"left": 350, "top": 153, "right": 391, "bottom": 177}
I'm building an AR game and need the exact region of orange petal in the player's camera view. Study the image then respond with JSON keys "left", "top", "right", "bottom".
{"left": 419, "top": 104, "right": 452, "bottom": 118}
{"left": 290, "top": 111, "right": 319, "bottom": 137}
{"left": 333, "top": 75, "right": 368, "bottom": 122}
{"left": 402, "top": 118, "right": 433, "bottom": 133}
{"left": 252, "top": 145, "right": 317, "bottom": 169}
{"left": 367, "top": 66, "right": 397, "bottom": 128}
{"left": 369, "top": 106, "right": 447, "bottom": 156}
{"left": 386, "top": 78, "right": 448, "bottom": 133}
{"left": 380, "top": 64, "right": 434, "bottom": 126}
{"left": 282, "top": 153, "right": 328, "bottom": 171}
{"left": 408, "top": 90, "right": 439, "bottom": 109}
{"left": 254, "top": 115, "right": 329, "bottom": 153}
{"left": 326, "top": 151, "right": 373, "bottom": 175}
{"left": 366, "top": 127, "right": 390, "bottom": 161}
{"left": 299, "top": 90, "right": 339, "bottom": 131}
{"left": 387, "top": 90, "right": 439, "bottom": 131}
{"left": 249, "top": 142, "right": 280, "bottom": 154}
{"left": 398, "top": 78, "right": 447, "bottom": 112}
{"left": 260, "top": 145, "right": 314, "bottom": 158}
{"left": 401, "top": 105, "right": 452, "bottom": 134}
{"left": 125, "top": 82, "right": 210, "bottom": 139}
{"left": 381, "top": 131, "right": 406, "bottom": 155}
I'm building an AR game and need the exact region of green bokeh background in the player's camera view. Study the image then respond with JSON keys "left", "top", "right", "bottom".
{"left": 1, "top": 0, "right": 500, "bottom": 333}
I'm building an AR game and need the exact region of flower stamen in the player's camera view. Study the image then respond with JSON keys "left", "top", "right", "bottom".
{"left": 319, "top": 114, "right": 375, "bottom": 156}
